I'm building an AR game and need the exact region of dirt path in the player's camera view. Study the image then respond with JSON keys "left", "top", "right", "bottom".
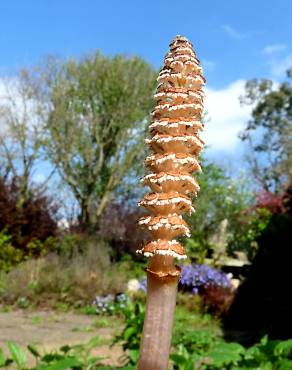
{"left": 0, "top": 310, "right": 124, "bottom": 366}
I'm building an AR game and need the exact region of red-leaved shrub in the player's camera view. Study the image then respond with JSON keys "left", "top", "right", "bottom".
{"left": 0, "top": 176, "right": 59, "bottom": 256}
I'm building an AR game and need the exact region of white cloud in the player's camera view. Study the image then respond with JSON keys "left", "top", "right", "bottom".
{"left": 222, "top": 24, "right": 246, "bottom": 40}
{"left": 270, "top": 54, "right": 292, "bottom": 78}
{"left": 262, "top": 44, "right": 287, "bottom": 55}
{"left": 202, "top": 80, "right": 251, "bottom": 153}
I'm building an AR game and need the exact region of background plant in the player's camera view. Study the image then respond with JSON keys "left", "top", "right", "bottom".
{"left": 239, "top": 71, "right": 292, "bottom": 192}
{"left": 31, "top": 53, "right": 157, "bottom": 230}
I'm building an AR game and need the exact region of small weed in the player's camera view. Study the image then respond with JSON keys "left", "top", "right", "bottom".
{"left": 72, "top": 325, "right": 94, "bottom": 333}
{"left": 55, "top": 302, "right": 70, "bottom": 312}
{"left": 30, "top": 316, "right": 44, "bottom": 325}
{"left": 92, "top": 317, "right": 120, "bottom": 328}
{"left": 16, "top": 297, "right": 30, "bottom": 309}
{"left": 79, "top": 305, "right": 97, "bottom": 315}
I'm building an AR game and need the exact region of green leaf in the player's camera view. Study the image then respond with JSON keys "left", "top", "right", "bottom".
{"left": 278, "top": 359, "right": 292, "bottom": 370}
{"left": 207, "top": 342, "right": 245, "bottom": 366}
{"left": 274, "top": 339, "right": 292, "bottom": 357}
{"left": 40, "top": 353, "right": 63, "bottom": 363}
{"left": 59, "top": 345, "right": 71, "bottom": 354}
{"left": 7, "top": 341, "right": 27, "bottom": 368}
{"left": 170, "top": 353, "right": 188, "bottom": 365}
{"left": 244, "top": 345, "right": 261, "bottom": 360}
{"left": 27, "top": 344, "right": 40, "bottom": 358}
{"left": 86, "top": 335, "right": 103, "bottom": 348}
{"left": 0, "top": 349, "right": 5, "bottom": 367}
{"left": 124, "top": 327, "right": 136, "bottom": 341}
{"left": 37, "top": 356, "right": 82, "bottom": 370}
{"left": 128, "top": 349, "right": 139, "bottom": 363}
{"left": 86, "top": 355, "right": 105, "bottom": 366}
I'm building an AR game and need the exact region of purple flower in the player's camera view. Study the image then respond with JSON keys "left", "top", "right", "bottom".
{"left": 139, "top": 277, "right": 147, "bottom": 293}
{"left": 179, "top": 264, "right": 231, "bottom": 294}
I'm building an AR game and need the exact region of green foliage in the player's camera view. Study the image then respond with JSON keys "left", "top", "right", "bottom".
{"left": 7, "top": 341, "right": 27, "bottom": 369}
{"left": 38, "top": 53, "right": 156, "bottom": 228}
{"left": 170, "top": 334, "right": 292, "bottom": 369}
{"left": 0, "top": 337, "right": 111, "bottom": 369}
{"left": 112, "top": 301, "right": 145, "bottom": 365}
{"left": 2, "top": 334, "right": 292, "bottom": 370}
{"left": 186, "top": 161, "right": 254, "bottom": 261}
{"left": 112, "top": 299, "right": 221, "bottom": 367}
{"left": 110, "top": 301, "right": 292, "bottom": 369}
{"left": 0, "top": 230, "right": 23, "bottom": 272}
{"left": 2, "top": 301, "right": 292, "bottom": 369}
{"left": 118, "top": 253, "right": 146, "bottom": 280}
{"left": 232, "top": 207, "right": 271, "bottom": 260}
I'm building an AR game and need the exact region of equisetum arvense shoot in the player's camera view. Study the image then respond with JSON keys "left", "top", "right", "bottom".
{"left": 136, "top": 35, "right": 205, "bottom": 370}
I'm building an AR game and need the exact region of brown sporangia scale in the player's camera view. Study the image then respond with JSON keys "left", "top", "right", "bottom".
{"left": 137, "top": 35, "right": 205, "bottom": 261}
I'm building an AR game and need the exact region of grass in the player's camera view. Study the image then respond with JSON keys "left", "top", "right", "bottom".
{"left": 92, "top": 316, "right": 123, "bottom": 329}
{"left": 174, "top": 305, "right": 222, "bottom": 342}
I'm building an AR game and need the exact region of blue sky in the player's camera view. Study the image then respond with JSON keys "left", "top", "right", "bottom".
{"left": 0, "top": 0, "right": 291, "bottom": 166}
{"left": 0, "top": 0, "right": 291, "bottom": 85}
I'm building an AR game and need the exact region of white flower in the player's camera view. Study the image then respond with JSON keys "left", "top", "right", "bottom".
{"left": 127, "top": 279, "right": 140, "bottom": 292}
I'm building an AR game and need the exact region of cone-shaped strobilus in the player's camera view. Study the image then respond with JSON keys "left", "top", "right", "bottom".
{"left": 137, "top": 36, "right": 206, "bottom": 370}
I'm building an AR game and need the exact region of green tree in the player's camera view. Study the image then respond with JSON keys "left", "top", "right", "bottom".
{"left": 0, "top": 71, "right": 54, "bottom": 210}
{"left": 185, "top": 160, "right": 254, "bottom": 262}
{"left": 239, "top": 71, "right": 292, "bottom": 192}
{"left": 38, "top": 53, "right": 157, "bottom": 229}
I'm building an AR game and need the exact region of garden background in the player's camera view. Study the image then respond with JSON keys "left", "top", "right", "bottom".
{"left": 0, "top": 1, "right": 292, "bottom": 368}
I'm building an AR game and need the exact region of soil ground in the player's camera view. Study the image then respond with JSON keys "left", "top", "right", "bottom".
{"left": 0, "top": 310, "right": 124, "bottom": 367}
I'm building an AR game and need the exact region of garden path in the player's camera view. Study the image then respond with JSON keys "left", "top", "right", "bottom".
{"left": 0, "top": 310, "right": 124, "bottom": 366}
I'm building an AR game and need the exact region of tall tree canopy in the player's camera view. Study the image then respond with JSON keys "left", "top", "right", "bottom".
{"left": 239, "top": 71, "right": 292, "bottom": 192}
{"left": 39, "top": 53, "right": 157, "bottom": 229}
{"left": 0, "top": 71, "right": 53, "bottom": 210}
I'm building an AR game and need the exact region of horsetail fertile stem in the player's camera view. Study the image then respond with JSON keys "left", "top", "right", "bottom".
{"left": 137, "top": 35, "right": 206, "bottom": 370}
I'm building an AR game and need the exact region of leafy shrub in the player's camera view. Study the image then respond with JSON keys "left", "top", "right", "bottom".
{"left": 113, "top": 301, "right": 145, "bottom": 366}
{"left": 224, "top": 185, "right": 292, "bottom": 341}
{"left": 179, "top": 264, "right": 234, "bottom": 315}
{"left": 185, "top": 161, "right": 255, "bottom": 262}
{"left": 98, "top": 203, "right": 148, "bottom": 259}
{"left": 0, "top": 176, "right": 59, "bottom": 260}
{"left": 0, "top": 230, "right": 23, "bottom": 272}
{"left": 171, "top": 334, "right": 292, "bottom": 369}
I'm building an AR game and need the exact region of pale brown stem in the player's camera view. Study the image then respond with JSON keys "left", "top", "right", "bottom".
{"left": 138, "top": 256, "right": 179, "bottom": 370}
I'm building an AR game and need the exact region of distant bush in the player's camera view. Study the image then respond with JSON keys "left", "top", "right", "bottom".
{"left": 224, "top": 185, "right": 292, "bottom": 341}
{"left": 179, "top": 264, "right": 234, "bottom": 316}
{"left": 0, "top": 239, "right": 126, "bottom": 306}
{"left": 98, "top": 203, "right": 148, "bottom": 259}
{"left": 0, "top": 176, "right": 59, "bottom": 261}
{"left": 0, "top": 230, "right": 23, "bottom": 272}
